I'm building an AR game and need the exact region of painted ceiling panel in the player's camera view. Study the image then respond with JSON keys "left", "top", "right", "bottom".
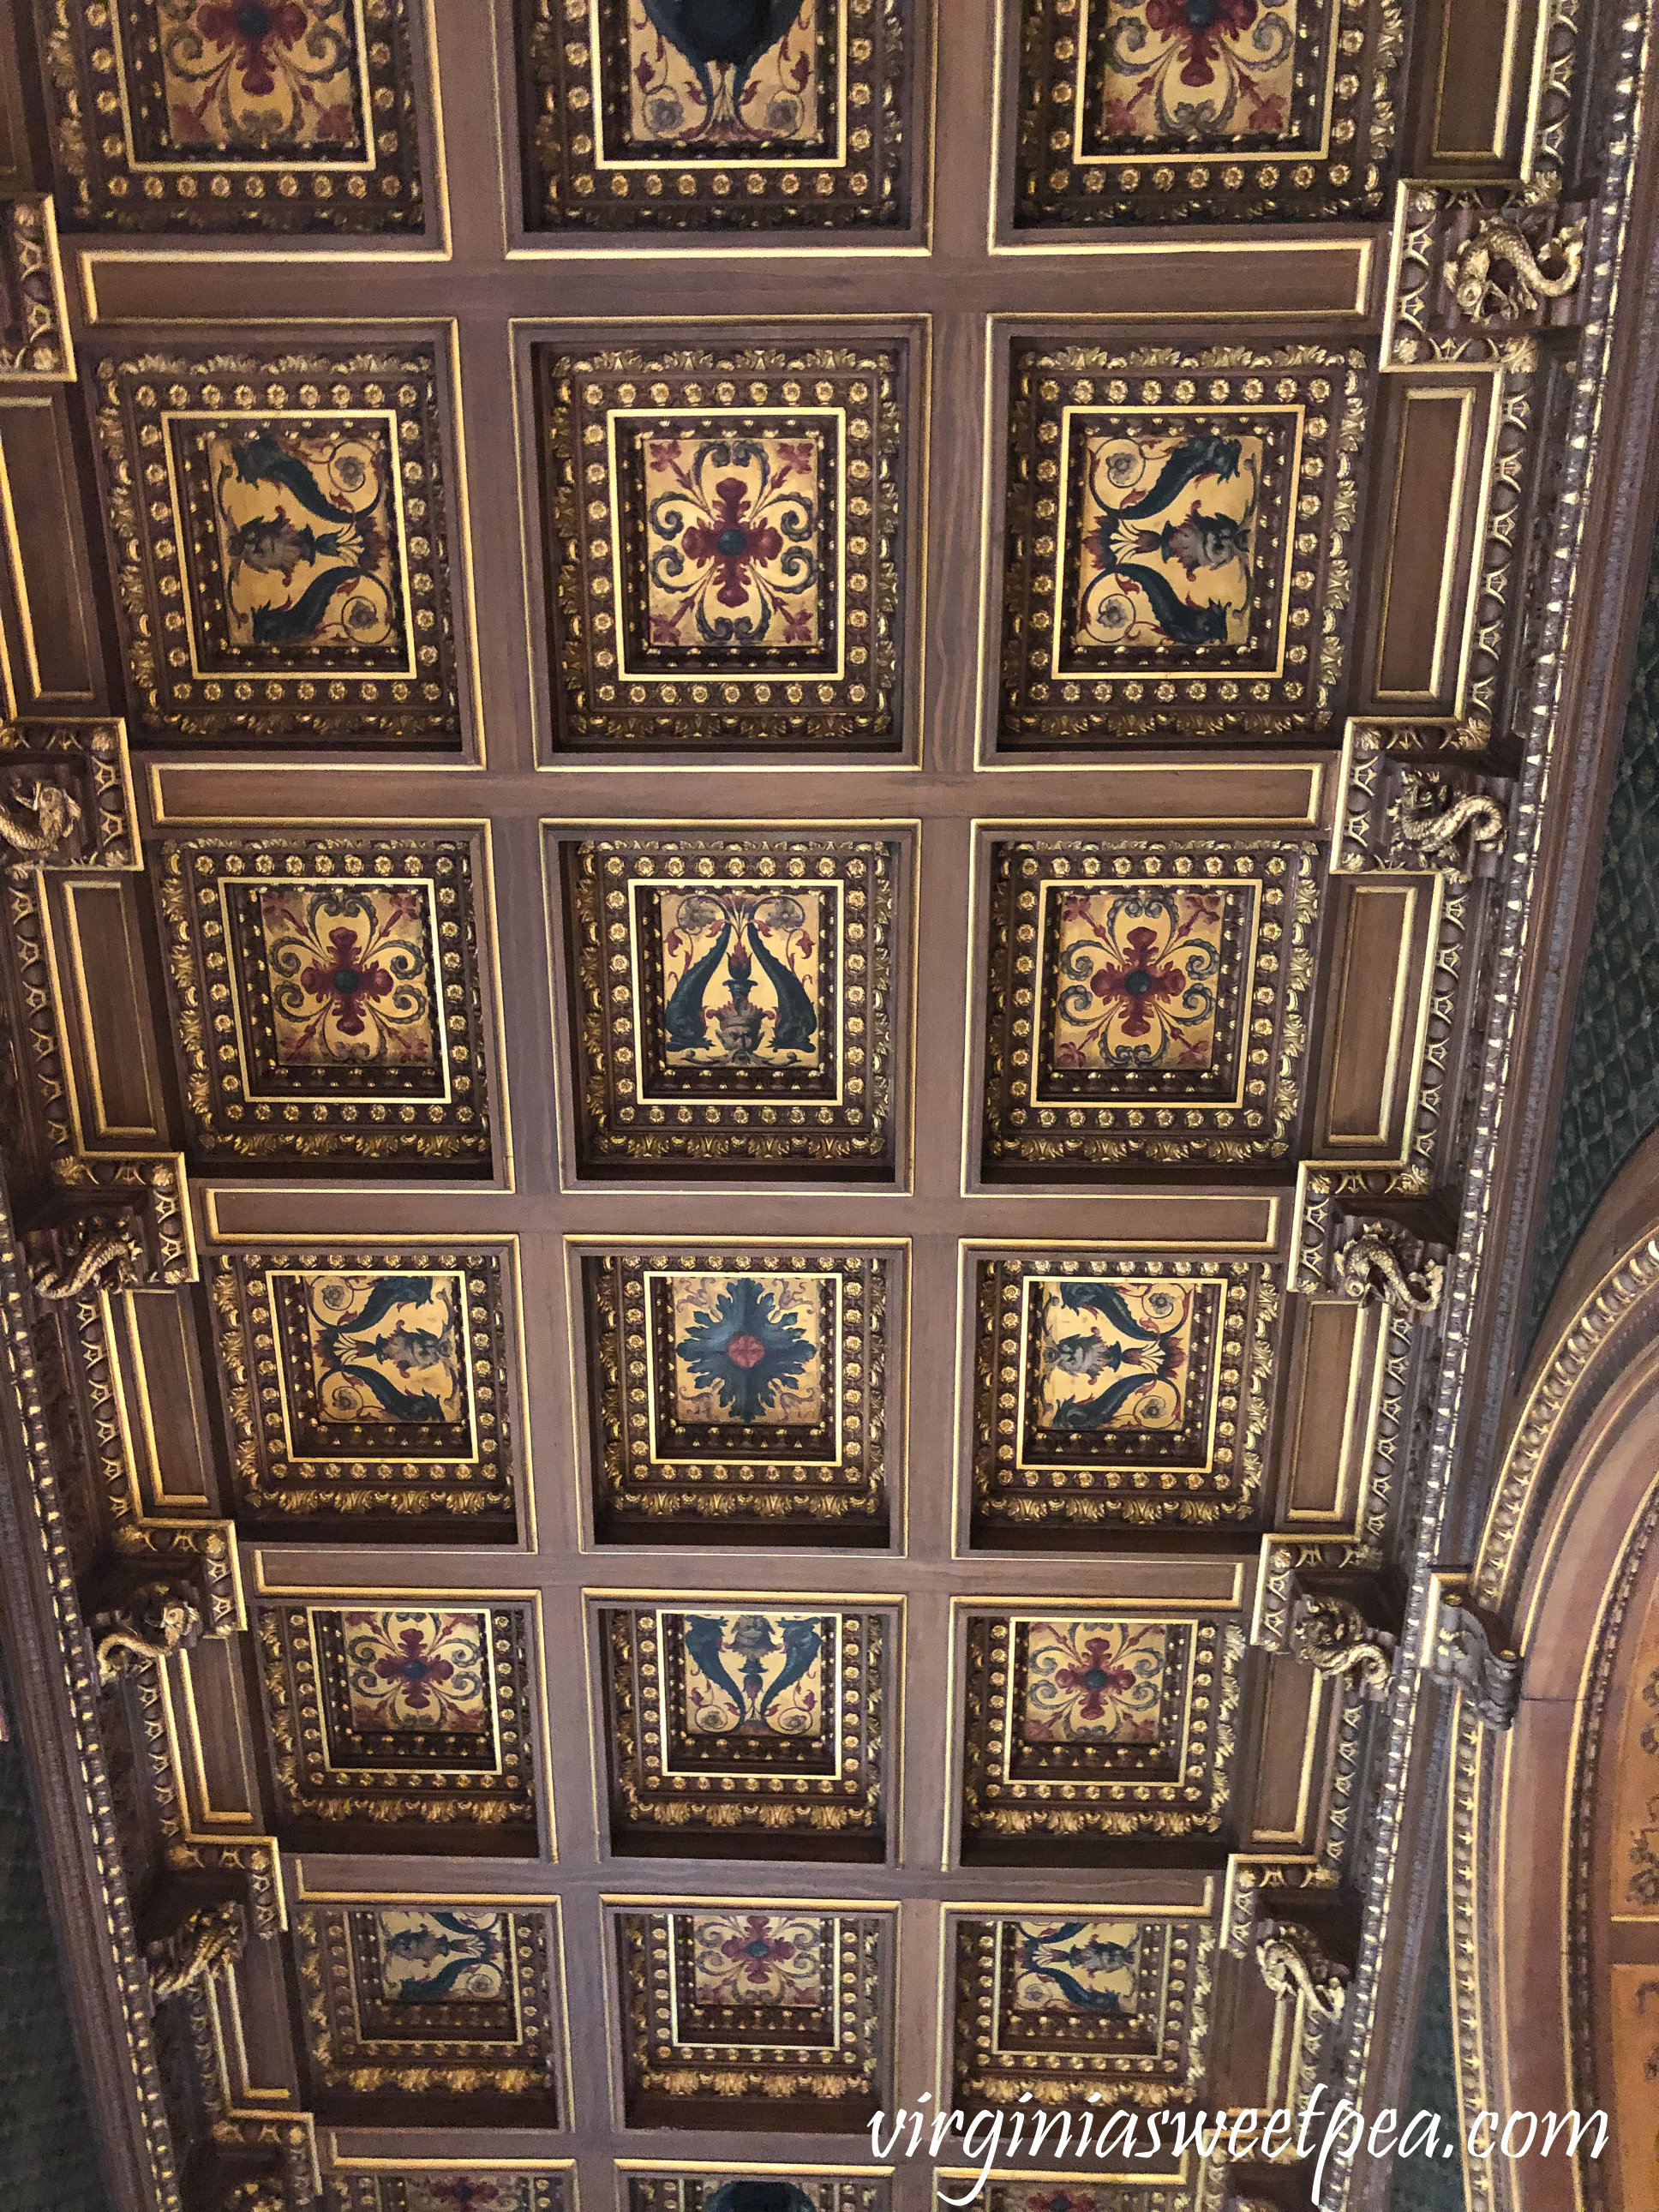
{"left": 0, "top": 3, "right": 1650, "bottom": 2211}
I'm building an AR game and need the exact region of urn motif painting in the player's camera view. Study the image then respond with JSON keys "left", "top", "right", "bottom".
{"left": 558, "top": 830, "right": 904, "bottom": 1178}
{"left": 518, "top": 0, "right": 912, "bottom": 231}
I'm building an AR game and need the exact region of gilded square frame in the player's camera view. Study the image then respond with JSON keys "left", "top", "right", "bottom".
{"left": 159, "top": 830, "right": 496, "bottom": 1172}
{"left": 947, "top": 1908, "right": 1212, "bottom": 2108}
{"left": 42, "top": 0, "right": 430, "bottom": 234}
{"left": 596, "top": 1598, "right": 893, "bottom": 1859}
{"left": 208, "top": 1241, "right": 523, "bottom": 1532}
{"left": 89, "top": 339, "right": 467, "bottom": 747}
{"left": 295, "top": 1894, "right": 566, "bottom": 2114}
{"left": 963, "top": 1248, "right": 1283, "bottom": 1538}
{"left": 256, "top": 1595, "right": 542, "bottom": 1850}
{"left": 573, "top": 1238, "right": 901, "bottom": 1543}
{"left": 993, "top": 339, "right": 1369, "bottom": 749}
{"left": 553, "top": 824, "right": 908, "bottom": 1183}
{"left": 955, "top": 1602, "right": 1246, "bottom": 1860}
{"left": 1004, "top": 0, "right": 1405, "bottom": 231}
{"left": 609, "top": 1898, "right": 895, "bottom": 2130}
{"left": 976, "top": 830, "right": 1323, "bottom": 1176}
{"left": 535, "top": 333, "right": 915, "bottom": 756}
{"left": 515, "top": 0, "right": 913, "bottom": 235}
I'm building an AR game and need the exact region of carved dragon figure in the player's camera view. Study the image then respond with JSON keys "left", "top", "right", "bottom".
{"left": 1449, "top": 184, "right": 1587, "bottom": 320}
{"left": 147, "top": 1900, "right": 245, "bottom": 2005}
{"left": 1254, "top": 1917, "right": 1350, "bottom": 2025}
{"left": 1287, "top": 1592, "right": 1397, "bottom": 1700}
{"left": 0, "top": 776, "right": 81, "bottom": 857}
{"left": 1335, "top": 1224, "right": 1444, "bottom": 1315}
{"left": 1395, "top": 770, "right": 1507, "bottom": 873}
{"left": 29, "top": 1229, "right": 139, "bottom": 1302}
{"left": 93, "top": 1582, "right": 205, "bottom": 1685}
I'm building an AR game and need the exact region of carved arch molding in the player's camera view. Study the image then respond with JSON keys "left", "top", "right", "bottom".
{"left": 1453, "top": 1131, "right": 1659, "bottom": 2212}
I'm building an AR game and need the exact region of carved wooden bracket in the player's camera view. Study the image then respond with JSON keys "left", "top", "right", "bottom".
{"left": 21, "top": 1154, "right": 198, "bottom": 1299}
{"left": 1422, "top": 1577, "right": 1524, "bottom": 1729}
{"left": 1334, "top": 721, "right": 1513, "bottom": 878}
{"left": 1254, "top": 1540, "right": 1401, "bottom": 1702}
{"left": 1384, "top": 177, "right": 1591, "bottom": 368}
{"left": 0, "top": 721, "right": 138, "bottom": 872}
{"left": 145, "top": 1898, "right": 245, "bottom": 2008}
{"left": 1254, "top": 1915, "right": 1352, "bottom": 2027}
{"left": 1291, "top": 1167, "right": 1452, "bottom": 1324}
{"left": 91, "top": 1581, "right": 205, "bottom": 1686}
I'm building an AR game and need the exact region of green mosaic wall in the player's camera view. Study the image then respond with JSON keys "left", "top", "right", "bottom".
{"left": 1525, "top": 513, "right": 1659, "bottom": 1339}
{"left": 0, "top": 1658, "right": 107, "bottom": 2211}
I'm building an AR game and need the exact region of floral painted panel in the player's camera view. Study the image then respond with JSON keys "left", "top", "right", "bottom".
{"left": 192, "top": 416, "right": 407, "bottom": 670}
{"left": 601, "top": 1604, "right": 888, "bottom": 1856}
{"left": 1011, "top": 0, "right": 1403, "bottom": 227}
{"left": 669, "top": 1274, "right": 829, "bottom": 1430}
{"left": 958, "top": 1608, "right": 1237, "bottom": 1858}
{"left": 1048, "top": 882, "right": 1243, "bottom": 1083}
{"left": 92, "top": 343, "right": 461, "bottom": 746}
{"left": 979, "top": 834, "right": 1321, "bottom": 1172}
{"left": 210, "top": 1246, "right": 518, "bottom": 1530}
{"left": 1070, "top": 428, "right": 1264, "bottom": 658}
{"left": 579, "top": 1244, "right": 893, "bottom": 1540}
{"left": 650, "top": 883, "right": 830, "bottom": 1078}
{"left": 626, "top": 0, "right": 824, "bottom": 148}
{"left": 614, "top": 1904, "right": 891, "bottom": 2127}
{"left": 1021, "top": 1620, "right": 1169, "bottom": 1741}
{"left": 692, "top": 1910, "right": 828, "bottom": 2007}
{"left": 256, "top": 1598, "right": 538, "bottom": 1845}
{"left": 559, "top": 830, "right": 902, "bottom": 1178}
{"left": 45, "top": 0, "right": 426, "bottom": 232}
{"left": 342, "top": 1610, "right": 493, "bottom": 1736}
{"left": 1096, "top": 0, "right": 1301, "bottom": 143}
{"left": 154, "top": 0, "right": 367, "bottom": 154}
{"left": 997, "top": 343, "right": 1368, "bottom": 746}
{"left": 539, "top": 340, "right": 910, "bottom": 753}
{"left": 296, "top": 1903, "right": 562, "bottom": 2110}
{"left": 256, "top": 880, "right": 439, "bottom": 1072}
{"left": 950, "top": 1913, "right": 1209, "bottom": 2106}
{"left": 638, "top": 429, "right": 828, "bottom": 656}
{"left": 966, "top": 1252, "right": 1283, "bottom": 1538}
{"left": 161, "top": 834, "right": 493, "bottom": 1169}
{"left": 520, "top": 0, "right": 907, "bottom": 232}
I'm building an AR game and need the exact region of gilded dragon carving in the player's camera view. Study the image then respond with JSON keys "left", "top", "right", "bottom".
{"left": 0, "top": 777, "right": 81, "bottom": 858}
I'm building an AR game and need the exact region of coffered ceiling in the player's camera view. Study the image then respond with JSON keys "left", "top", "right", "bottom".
{"left": 0, "top": 5, "right": 1653, "bottom": 2212}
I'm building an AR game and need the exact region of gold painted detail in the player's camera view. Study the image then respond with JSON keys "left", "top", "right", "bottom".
{"left": 1253, "top": 1916, "right": 1349, "bottom": 2024}
{"left": 93, "top": 1582, "right": 205, "bottom": 1684}
{"left": 0, "top": 198, "right": 71, "bottom": 381}
{"left": 147, "top": 1899, "right": 245, "bottom": 2006}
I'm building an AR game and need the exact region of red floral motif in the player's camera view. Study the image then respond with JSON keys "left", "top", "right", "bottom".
{"left": 1050, "top": 1637, "right": 1139, "bottom": 1719}
{"left": 195, "top": 1, "right": 308, "bottom": 96}
{"left": 1143, "top": 0, "right": 1259, "bottom": 87}
{"left": 296, "top": 926, "right": 394, "bottom": 1036}
{"left": 372, "top": 1624, "right": 457, "bottom": 1709}
{"left": 719, "top": 1914, "right": 803, "bottom": 1981}
{"left": 1086, "top": 926, "right": 1186, "bottom": 1036}
{"left": 681, "top": 478, "right": 785, "bottom": 608}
